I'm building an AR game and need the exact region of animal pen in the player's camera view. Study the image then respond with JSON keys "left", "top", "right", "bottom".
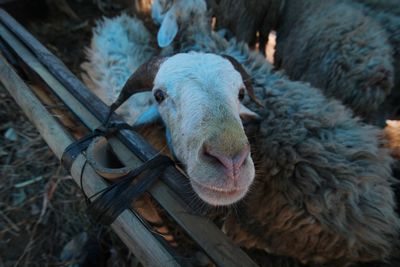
{"left": 0, "top": 8, "right": 259, "bottom": 267}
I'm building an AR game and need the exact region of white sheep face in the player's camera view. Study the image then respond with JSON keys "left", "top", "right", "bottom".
{"left": 138, "top": 53, "right": 257, "bottom": 206}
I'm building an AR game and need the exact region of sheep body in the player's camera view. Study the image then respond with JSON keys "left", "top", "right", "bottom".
{"left": 158, "top": 7, "right": 400, "bottom": 263}
{"left": 211, "top": 0, "right": 396, "bottom": 121}
{"left": 353, "top": 2, "right": 400, "bottom": 121}
{"left": 275, "top": 0, "right": 394, "bottom": 119}
{"left": 83, "top": 12, "right": 400, "bottom": 265}
{"left": 81, "top": 14, "right": 156, "bottom": 124}
{"left": 200, "top": 38, "right": 399, "bottom": 265}
{"left": 354, "top": 0, "right": 400, "bottom": 16}
{"left": 213, "top": 0, "right": 282, "bottom": 53}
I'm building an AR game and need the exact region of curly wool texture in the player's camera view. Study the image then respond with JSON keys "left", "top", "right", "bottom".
{"left": 81, "top": 14, "right": 157, "bottom": 124}
{"left": 208, "top": 41, "right": 398, "bottom": 265}
{"left": 275, "top": 0, "right": 394, "bottom": 120}
{"left": 213, "top": 0, "right": 282, "bottom": 52}
{"left": 162, "top": 15, "right": 400, "bottom": 264}
{"left": 353, "top": 1, "right": 400, "bottom": 121}
{"left": 354, "top": 0, "right": 400, "bottom": 16}
{"left": 82, "top": 15, "right": 400, "bottom": 265}
{"left": 211, "top": 0, "right": 396, "bottom": 121}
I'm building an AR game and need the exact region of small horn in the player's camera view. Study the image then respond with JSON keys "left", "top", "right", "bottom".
{"left": 222, "top": 55, "right": 263, "bottom": 107}
{"left": 104, "top": 56, "right": 168, "bottom": 124}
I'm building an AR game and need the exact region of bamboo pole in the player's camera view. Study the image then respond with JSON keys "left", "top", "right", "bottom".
{"left": 0, "top": 54, "right": 181, "bottom": 267}
{"left": 0, "top": 8, "right": 194, "bottom": 201}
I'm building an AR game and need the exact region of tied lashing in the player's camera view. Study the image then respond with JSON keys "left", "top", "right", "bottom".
{"left": 61, "top": 122, "right": 174, "bottom": 225}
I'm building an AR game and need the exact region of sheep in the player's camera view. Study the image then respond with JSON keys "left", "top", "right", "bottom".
{"left": 354, "top": 0, "right": 400, "bottom": 16}
{"left": 211, "top": 0, "right": 283, "bottom": 54}
{"left": 82, "top": 7, "right": 400, "bottom": 266}
{"left": 151, "top": 2, "right": 400, "bottom": 263}
{"left": 202, "top": 0, "right": 396, "bottom": 121}
{"left": 81, "top": 15, "right": 157, "bottom": 125}
{"left": 350, "top": 1, "right": 400, "bottom": 124}
{"left": 82, "top": 14, "right": 261, "bottom": 206}
{"left": 274, "top": 0, "right": 397, "bottom": 122}
{"left": 151, "top": 0, "right": 213, "bottom": 49}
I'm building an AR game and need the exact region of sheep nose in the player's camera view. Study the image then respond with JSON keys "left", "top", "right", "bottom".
{"left": 203, "top": 144, "right": 250, "bottom": 178}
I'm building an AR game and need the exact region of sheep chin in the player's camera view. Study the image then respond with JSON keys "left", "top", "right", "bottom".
{"left": 186, "top": 154, "right": 255, "bottom": 206}
{"left": 190, "top": 179, "right": 249, "bottom": 206}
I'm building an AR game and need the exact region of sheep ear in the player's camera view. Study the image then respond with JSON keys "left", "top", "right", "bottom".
{"left": 157, "top": 9, "right": 178, "bottom": 48}
{"left": 239, "top": 103, "right": 261, "bottom": 122}
{"left": 133, "top": 105, "right": 161, "bottom": 126}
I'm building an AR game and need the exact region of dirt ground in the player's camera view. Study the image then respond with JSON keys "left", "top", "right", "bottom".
{"left": 0, "top": 1, "right": 143, "bottom": 266}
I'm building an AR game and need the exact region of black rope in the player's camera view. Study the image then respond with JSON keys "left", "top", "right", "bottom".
{"left": 61, "top": 130, "right": 101, "bottom": 171}
{"left": 61, "top": 122, "right": 137, "bottom": 170}
{"left": 80, "top": 159, "right": 90, "bottom": 205}
{"left": 61, "top": 122, "right": 174, "bottom": 225}
{"left": 87, "top": 155, "right": 173, "bottom": 225}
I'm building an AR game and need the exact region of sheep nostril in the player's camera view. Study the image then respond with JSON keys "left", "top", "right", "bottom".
{"left": 232, "top": 144, "right": 250, "bottom": 170}
{"left": 202, "top": 144, "right": 250, "bottom": 175}
{"left": 202, "top": 146, "right": 225, "bottom": 165}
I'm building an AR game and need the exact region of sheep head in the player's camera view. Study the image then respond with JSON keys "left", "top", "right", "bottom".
{"left": 151, "top": 0, "right": 209, "bottom": 47}
{"left": 115, "top": 52, "right": 260, "bottom": 206}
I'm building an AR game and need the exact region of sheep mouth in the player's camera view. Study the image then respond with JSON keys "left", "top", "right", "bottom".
{"left": 190, "top": 179, "right": 248, "bottom": 206}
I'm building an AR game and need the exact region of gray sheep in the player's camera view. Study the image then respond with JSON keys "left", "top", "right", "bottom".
{"left": 212, "top": 0, "right": 398, "bottom": 122}
{"left": 352, "top": 0, "right": 400, "bottom": 122}
{"left": 212, "top": 0, "right": 282, "bottom": 54}
{"left": 82, "top": 3, "right": 400, "bottom": 265}
{"left": 275, "top": 0, "right": 395, "bottom": 121}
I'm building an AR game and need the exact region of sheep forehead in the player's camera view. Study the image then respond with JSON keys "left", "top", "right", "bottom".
{"left": 154, "top": 53, "right": 244, "bottom": 99}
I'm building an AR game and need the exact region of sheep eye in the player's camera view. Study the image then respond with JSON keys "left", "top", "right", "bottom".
{"left": 238, "top": 88, "right": 245, "bottom": 101}
{"left": 154, "top": 89, "right": 167, "bottom": 103}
